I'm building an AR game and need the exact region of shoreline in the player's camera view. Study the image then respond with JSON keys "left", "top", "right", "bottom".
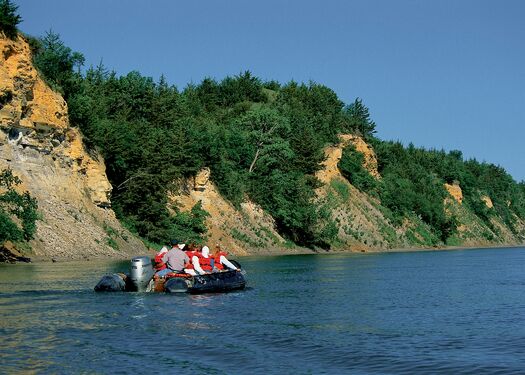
{"left": 13, "top": 242, "right": 525, "bottom": 264}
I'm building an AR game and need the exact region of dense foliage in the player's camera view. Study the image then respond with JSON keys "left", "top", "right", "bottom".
{"left": 0, "top": 0, "right": 21, "bottom": 39}
{"left": 0, "top": 168, "right": 39, "bottom": 243}
{"left": 30, "top": 32, "right": 525, "bottom": 248}
{"left": 31, "top": 33, "right": 377, "bottom": 247}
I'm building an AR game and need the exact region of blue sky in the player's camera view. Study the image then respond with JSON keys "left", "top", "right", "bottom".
{"left": 17, "top": 0, "right": 525, "bottom": 181}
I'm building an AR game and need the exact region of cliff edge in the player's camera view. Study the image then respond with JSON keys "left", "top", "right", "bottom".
{"left": 0, "top": 34, "right": 146, "bottom": 260}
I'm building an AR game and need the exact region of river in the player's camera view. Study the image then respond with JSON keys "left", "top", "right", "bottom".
{"left": 1, "top": 247, "right": 525, "bottom": 374}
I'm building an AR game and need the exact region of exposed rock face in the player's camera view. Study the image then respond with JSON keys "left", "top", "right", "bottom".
{"left": 0, "top": 34, "right": 146, "bottom": 259}
{"left": 193, "top": 167, "right": 210, "bottom": 191}
{"left": 316, "top": 134, "right": 379, "bottom": 188}
{"left": 0, "top": 241, "right": 31, "bottom": 263}
{"left": 445, "top": 182, "right": 463, "bottom": 204}
{"left": 481, "top": 195, "right": 494, "bottom": 209}
{"left": 0, "top": 36, "right": 68, "bottom": 131}
{"left": 313, "top": 134, "right": 525, "bottom": 251}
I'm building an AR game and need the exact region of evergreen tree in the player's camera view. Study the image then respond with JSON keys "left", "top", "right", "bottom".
{"left": 32, "top": 30, "right": 85, "bottom": 98}
{"left": 344, "top": 98, "right": 376, "bottom": 139}
{"left": 0, "top": 0, "right": 21, "bottom": 39}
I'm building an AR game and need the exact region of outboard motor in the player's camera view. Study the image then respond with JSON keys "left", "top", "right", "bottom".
{"left": 129, "top": 256, "right": 154, "bottom": 292}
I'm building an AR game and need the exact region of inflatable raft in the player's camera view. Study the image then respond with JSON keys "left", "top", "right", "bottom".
{"left": 94, "top": 256, "right": 246, "bottom": 294}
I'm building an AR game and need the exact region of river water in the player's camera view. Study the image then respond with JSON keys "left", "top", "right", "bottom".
{"left": 1, "top": 247, "right": 525, "bottom": 374}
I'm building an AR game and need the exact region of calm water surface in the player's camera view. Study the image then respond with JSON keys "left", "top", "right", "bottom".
{"left": 1, "top": 247, "right": 525, "bottom": 374}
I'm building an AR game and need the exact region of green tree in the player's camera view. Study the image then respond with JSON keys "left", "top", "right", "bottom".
{"left": 32, "top": 30, "right": 85, "bottom": 98}
{"left": 343, "top": 98, "right": 376, "bottom": 139}
{"left": 169, "top": 201, "right": 210, "bottom": 244}
{"left": 339, "top": 145, "right": 379, "bottom": 194}
{"left": 219, "top": 70, "right": 266, "bottom": 106}
{"left": 235, "top": 107, "right": 291, "bottom": 174}
{"left": 0, "top": 0, "right": 21, "bottom": 39}
{"left": 0, "top": 168, "right": 39, "bottom": 243}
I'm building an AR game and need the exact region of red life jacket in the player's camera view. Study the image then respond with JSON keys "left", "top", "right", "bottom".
{"left": 184, "top": 251, "right": 195, "bottom": 269}
{"left": 213, "top": 251, "right": 229, "bottom": 270}
{"left": 154, "top": 252, "right": 167, "bottom": 271}
{"left": 185, "top": 251, "right": 213, "bottom": 271}
{"left": 197, "top": 252, "right": 213, "bottom": 271}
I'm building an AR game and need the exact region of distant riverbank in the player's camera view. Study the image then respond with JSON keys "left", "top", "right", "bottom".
{"left": 18, "top": 241, "right": 525, "bottom": 264}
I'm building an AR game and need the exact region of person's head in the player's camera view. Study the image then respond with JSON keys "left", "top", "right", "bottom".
{"left": 170, "top": 239, "right": 179, "bottom": 247}
{"left": 201, "top": 246, "right": 210, "bottom": 258}
{"left": 213, "top": 244, "right": 226, "bottom": 256}
{"left": 214, "top": 244, "right": 221, "bottom": 253}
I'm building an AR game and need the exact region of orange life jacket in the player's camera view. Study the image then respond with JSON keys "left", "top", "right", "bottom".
{"left": 154, "top": 252, "right": 167, "bottom": 271}
{"left": 213, "top": 251, "right": 229, "bottom": 270}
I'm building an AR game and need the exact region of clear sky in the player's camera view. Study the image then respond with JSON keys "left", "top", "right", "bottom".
{"left": 16, "top": 0, "right": 525, "bottom": 181}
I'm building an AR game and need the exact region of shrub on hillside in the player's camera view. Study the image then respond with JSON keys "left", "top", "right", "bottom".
{"left": 0, "top": 168, "right": 39, "bottom": 243}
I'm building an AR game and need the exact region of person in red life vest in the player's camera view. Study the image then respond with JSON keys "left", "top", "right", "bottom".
{"left": 183, "top": 244, "right": 198, "bottom": 276}
{"left": 184, "top": 245, "right": 213, "bottom": 275}
{"left": 153, "top": 244, "right": 169, "bottom": 274}
{"left": 212, "top": 244, "right": 240, "bottom": 272}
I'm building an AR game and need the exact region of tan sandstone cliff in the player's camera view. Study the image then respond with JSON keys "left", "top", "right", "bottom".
{"left": 0, "top": 34, "right": 146, "bottom": 260}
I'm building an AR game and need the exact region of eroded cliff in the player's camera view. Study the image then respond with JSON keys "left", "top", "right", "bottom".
{"left": 316, "top": 135, "right": 525, "bottom": 251}
{"left": 168, "top": 168, "right": 288, "bottom": 255}
{"left": 0, "top": 34, "right": 146, "bottom": 260}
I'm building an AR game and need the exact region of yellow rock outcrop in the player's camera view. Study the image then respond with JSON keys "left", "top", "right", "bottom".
{"left": 444, "top": 182, "right": 463, "bottom": 204}
{"left": 0, "top": 34, "right": 145, "bottom": 259}
{"left": 481, "top": 195, "right": 494, "bottom": 209}
{"left": 316, "top": 134, "right": 379, "bottom": 189}
{"left": 0, "top": 35, "right": 68, "bottom": 131}
{"left": 347, "top": 135, "right": 380, "bottom": 179}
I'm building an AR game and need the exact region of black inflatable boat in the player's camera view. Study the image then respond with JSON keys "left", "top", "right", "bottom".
{"left": 94, "top": 256, "right": 246, "bottom": 294}
{"left": 163, "top": 269, "right": 246, "bottom": 294}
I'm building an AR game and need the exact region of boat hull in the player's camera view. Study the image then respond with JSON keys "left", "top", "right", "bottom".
{"left": 164, "top": 270, "right": 246, "bottom": 294}
{"left": 95, "top": 268, "right": 246, "bottom": 294}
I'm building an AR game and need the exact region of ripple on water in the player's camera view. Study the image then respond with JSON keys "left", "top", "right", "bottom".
{"left": 2, "top": 249, "right": 525, "bottom": 374}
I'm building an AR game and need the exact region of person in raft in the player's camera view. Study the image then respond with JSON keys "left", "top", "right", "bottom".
{"left": 156, "top": 239, "right": 189, "bottom": 277}
{"left": 184, "top": 245, "right": 212, "bottom": 276}
{"left": 212, "top": 244, "right": 240, "bottom": 272}
{"left": 184, "top": 244, "right": 240, "bottom": 275}
{"left": 153, "top": 243, "right": 170, "bottom": 276}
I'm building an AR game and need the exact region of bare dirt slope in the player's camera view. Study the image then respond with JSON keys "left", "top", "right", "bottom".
{"left": 168, "top": 168, "right": 288, "bottom": 255}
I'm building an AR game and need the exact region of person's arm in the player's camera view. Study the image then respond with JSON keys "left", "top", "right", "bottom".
{"left": 192, "top": 256, "right": 206, "bottom": 275}
{"left": 220, "top": 255, "right": 239, "bottom": 271}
